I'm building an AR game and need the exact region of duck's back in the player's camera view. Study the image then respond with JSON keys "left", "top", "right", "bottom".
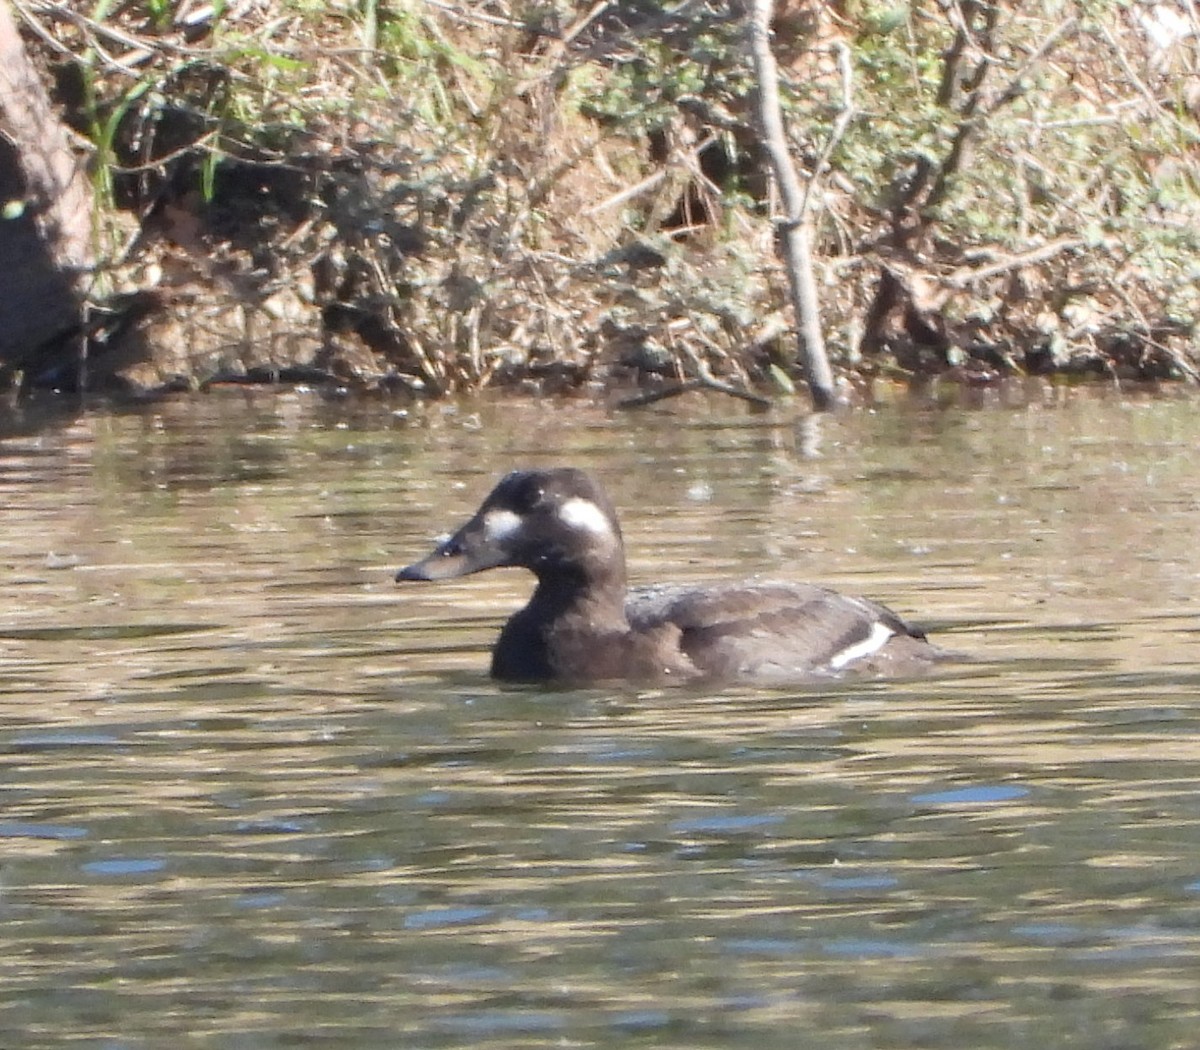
{"left": 625, "top": 580, "right": 936, "bottom": 682}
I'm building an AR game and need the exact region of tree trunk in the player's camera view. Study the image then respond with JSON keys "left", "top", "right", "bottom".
{"left": 747, "top": 0, "right": 836, "bottom": 411}
{"left": 0, "top": 1, "right": 93, "bottom": 377}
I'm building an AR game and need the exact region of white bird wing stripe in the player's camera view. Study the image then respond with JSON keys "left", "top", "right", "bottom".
{"left": 828, "top": 620, "right": 894, "bottom": 670}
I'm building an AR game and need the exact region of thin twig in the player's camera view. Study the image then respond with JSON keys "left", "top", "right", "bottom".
{"left": 18, "top": 0, "right": 203, "bottom": 66}
{"left": 585, "top": 135, "right": 722, "bottom": 216}
{"left": 420, "top": 0, "right": 528, "bottom": 30}
{"left": 586, "top": 170, "right": 671, "bottom": 216}
{"left": 1108, "top": 281, "right": 1199, "bottom": 383}
{"left": 945, "top": 237, "right": 1085, "bottom": 287}
{"left": 1095, "top": 21, "right": 1200, "bottom": 144}
{"left": 798, "top": 40, "right": 855, "bottom": 220}
{"left": 983, "top": 18, "right": 1079, "bottom": 117}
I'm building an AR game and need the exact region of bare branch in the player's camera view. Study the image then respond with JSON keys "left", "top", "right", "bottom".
{"left": 748, "top": 0, "right": 835, "bottom": 410}
{"left": 799, "top": 40, "right": 856, "bottom": 220}
{"left": 945, "top": 237, "right": 1085, "bottom": 287}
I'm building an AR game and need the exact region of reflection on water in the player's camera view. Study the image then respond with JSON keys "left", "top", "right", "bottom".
{"left": 2, "top": 386, "right": 1199, "bottom": 1048}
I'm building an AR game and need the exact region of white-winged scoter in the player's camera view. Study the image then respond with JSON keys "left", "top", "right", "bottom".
{"left": 396, "top": 468, "right": 943, "bottom": 685}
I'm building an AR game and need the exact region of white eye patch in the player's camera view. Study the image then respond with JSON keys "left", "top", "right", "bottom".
{"left": 482, "top": 509, "right": 523, "bottom": 543}
{"left": 558, "top": 497, "right": 613, "bottom": 538}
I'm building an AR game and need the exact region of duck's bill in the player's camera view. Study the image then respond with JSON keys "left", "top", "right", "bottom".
{"left": 394, "top": 523, "right": 508, "bottom": 582}
{"left": 395, "top": 552, "right": 467, "bottom": 581}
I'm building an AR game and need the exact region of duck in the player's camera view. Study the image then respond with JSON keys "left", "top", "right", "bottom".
{"left": 395, "top": 468, "right": 943, "bottom": 685}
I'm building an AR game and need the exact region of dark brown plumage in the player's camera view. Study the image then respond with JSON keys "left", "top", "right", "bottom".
{"left": 396, "top": 468, "right": 942, "bottom": 685}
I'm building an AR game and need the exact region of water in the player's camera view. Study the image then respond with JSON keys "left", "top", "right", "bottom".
{"left": 2, "top": 385, "right": 1199, "bottom": 1048}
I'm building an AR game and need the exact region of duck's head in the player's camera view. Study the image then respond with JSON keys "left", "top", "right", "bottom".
{"left": 396, "top": 468, "right": 625, "bottom": 584}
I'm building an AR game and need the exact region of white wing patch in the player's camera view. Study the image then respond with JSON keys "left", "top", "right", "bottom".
{"left": 828, "top": 620, "right": 894, "bottom": 670}
{"left": 483, "top": 509, "right": 523, "bottom": 543}
{"left": 558, "top": 497, "right": 613, "bottom": 537}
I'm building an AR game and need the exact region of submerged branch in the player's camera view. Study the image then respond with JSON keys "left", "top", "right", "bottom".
{"left": 617, "top": 376, "right": 772, "bottom": 409}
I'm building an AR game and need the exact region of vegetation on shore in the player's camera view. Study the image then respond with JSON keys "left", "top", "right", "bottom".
{"left": 5, "top": 0, "right": 1199, "bottom": 402}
